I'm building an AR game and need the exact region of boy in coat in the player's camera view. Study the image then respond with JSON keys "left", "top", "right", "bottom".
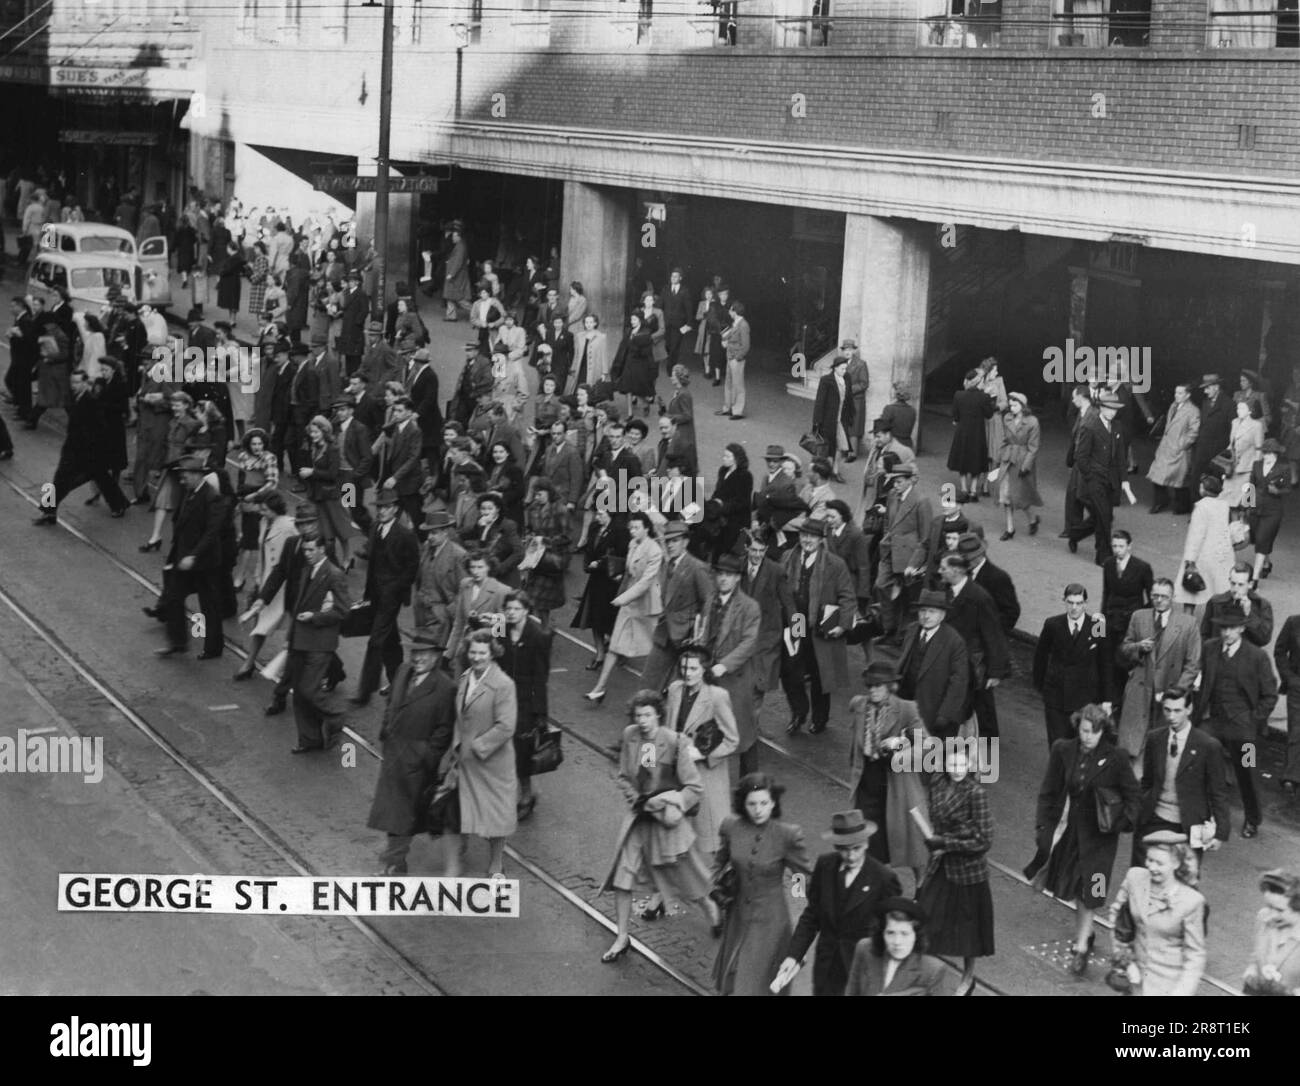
{"left": 777, "top": 811, "right": 901, "bottom": 996}
{"left": 367, "top": 628, "right": 457, "bottom": 874}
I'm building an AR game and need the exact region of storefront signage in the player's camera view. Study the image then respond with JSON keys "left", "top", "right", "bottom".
{"left": 60, "top": 130, "right": 161, "bottom": 147}
{"left": 49, "top": 65, "right": 196, "bottom": 99}
{"left": 312, "top": 174, "right": 441, "bottom": 194}
{"left": 0, "top": 62, "right": 45, "bottom": 85}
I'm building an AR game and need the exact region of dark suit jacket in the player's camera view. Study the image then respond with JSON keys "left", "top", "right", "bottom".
{"left": 1032, "top": 613, "right": 1111, "bottom": 711}
{"left": 1101, "top": 556, "right": 1153, "bottom": 641}
{"left": 463, "top": 516, "right": 524, "bottom": 582}
{"left": 167, "top": 480, "right": 223, "bottom": 570}
{"left": 364, "top": 520, "right": 420, "bottom": 606}
{"left": 499, "top": 617, "right": 553, "bottom": 727}
{"left": 1139, "top": 725, "right": 1230, "bottom": 841}
{"left": 1193, "top": 393, "right": 1233, "bottom": 476}
{"left": 827, "top": 522, "right": 873, "bottom": 599}
{"left": 897, "top": 622, "right": 969, "bottom": 733}
{"left": 946, "top": 579, "right": 1010, "bottom": 680}
{"left": 384, "top": 419, "right": 424, "bottom": 496}
{"left": 754, "top": 471, "right": 807, "bottom": 530}
{"left": 1196, "top": 637, "right": 1280, "bottom": 744}
{"left": 662, "top": 284, "right": 693, "bottom": 330}
{"left": 312, "top": 349, "right": 343, "bottom": 413}
{"left": 406, "top": 363, "right": 443, "bottom": 451}
{"left": 336, "top": 286, "right": 369, "bottom": 355}
{"left": 1274, "top": 615, "right": 1300, "bottom": 695}
{"left": 339, "top": 417, "right": 374, "bottom": 482}
{"left": 286, "top": 558, "right": 352, "bottom": 654}
{"left": 655, "top": 552, "right": 714, "bottom": 648}
{"left": 290, "top": 357, "right": 319, "bottom": 418}
{"left": 1200, "top": 592, "right": 1274, "bottom": 648}
{"left": 741, "top": 557, "right": 794, "bottom": 644}
{"left": 787, "top": 852, "right": 902, "bottom": 996}
{"left": 269, "top": 361, "right": 297, "bottom": 427}
{"left": 541, "top": 441, "right": 584, "bottom": 506}
{"left": 971, "top": 557, "right": 1020, "bottom": 632}
{"left": 1075, "top": 413, "right": 1123, "bottom": 498}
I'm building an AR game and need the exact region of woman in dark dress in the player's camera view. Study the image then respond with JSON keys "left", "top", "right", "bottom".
{"left": 918, "top": 743, "right": 995, "bottom": 996}
{"left": 947, "top": 367, "right": 995, "bottom": 504}
{"left": 175, "top": 215, "right": 197, "bottom": 286}
{"left": 613, "top": 311, "right": 657, "bottom": 419}
{"left": 486, "top": 441, "right": 526, "bottom": 527}
{"left": 710, "top": 442, "right": 754, "bottom": 561}
{"left": 191, "top": 399, "right": 228, "bottom": 470}
{"left": 96, "top": 356, "right": 130, "bottom": 489}
{"left": 812, "top": 354, "right": 855, "bottom": 483}
{"left": 1034, "top": 703, "right": 1141, "bottom": 978}
{"left": 300, "top": 415, "right": 354, "bottom": 570}
{"left": 1249, "top": 438, "right": 1291, "bottom": 583}
{"left": 216, "top": 242, "right": 246, "bottom": 322}
{"left": 571, "top": 507, "right": 628, "bottom": 669}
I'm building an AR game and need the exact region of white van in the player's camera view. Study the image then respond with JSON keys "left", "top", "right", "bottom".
{"left": 30, "top": 225, "right": 172, "bottom": 311}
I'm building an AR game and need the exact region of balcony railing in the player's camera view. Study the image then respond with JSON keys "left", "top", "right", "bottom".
{"left": 919, "top": 14, "right": 1002, "bottom": 48}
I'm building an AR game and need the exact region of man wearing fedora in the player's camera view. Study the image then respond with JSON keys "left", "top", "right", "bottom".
{"left": 1032, "top": 583, "right": 1112, "bottom": 747}
{"left": 937, "top": 553, "right": 1009, "bottom": 736}
{"left": 332, "top": 397, "right": 374, "bottom": 533}
{"left": 1191, "top": 373, "right": 1233, "bottom": 492}
{"left": 874, "top": 462, "right": 932, "bottom": 641}
{"left": 859, "top": 417, "right": 915, "bottom": 518}
{"left": 897, "top": 590, "right": 969, "bottom": 740}
{"left": 286, "top": 341, "right": 316, "bottom": 478}
{"left": 404, "top": 346, "right": 443, "bottom": 465}
{"left": 154, "top": 455, "right": 225, "bottom": 660}
{"left": 741, "top": 528, "right": 795, "bottom": 715}
{"left": 697, "top": 552, "right": 763, "bottom": 774}
{"left": 776, "top": 811, "right": 901, "bottom": 996}
{"left": 1147, "top": 382, "right": 1200, "bottom": 515}
{"left": 414, "top": 510, "right": 468, "bottom": 645}
{"left": 360, "top": 318, "right": 402, "bottom": 392}
{"left": 841, "top": 338, "right": 870, "bottom": 460}
{"left": 376, "top": 395, "right": 425, "bottom": 530}
{"left": 266, "top": 339, "right": 298, "bottom": 475}
{"left": 443, "top": 225, "right": 472, "bottom": 322}
{"left": 307, "top": 328, "right": 343, "bottom": 416}
{"left": 351, "top": 488, "right": 421, "bottom": 707}
{"left": 1066, "top": 390, "right": 1131, "bottom": 566}
{"left": 337, "top": 268, "right": 370, "bottom": 378}
{"left": 1196, "top": 602, "right": 1278, "bottom": 839}
{"left": 754, "top": 444, "right": 807, "bottom": 546}
{"left": 641, "top": 520, "right": 715, "bottom": 692}
{"left": 961, "top": 532, "right": 1020, "bottom": 635}
{"left": 779, "top": 517, "right": 856, "bottom": 735}
{"left": 1199, "top": 561, "right": 1274, "bottom": 647}
{"left": 366, "top": 627, "right": 457, "bottom": 874}
{"left": 284, "top": 530, "right": 353, "bottom": 754}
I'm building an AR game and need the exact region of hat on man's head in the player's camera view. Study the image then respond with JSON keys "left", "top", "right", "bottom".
{"left": 871, "top": 418, "right": 893, "bottom": 434}
{"left": 186, "top": 306, "right": 204, "bottom": 323}
{"left": 402, "top": 626, "right": 444, "bottom": 652}
{"left": 799, "top": 517, "right": 828, "bottom": 538}
{"left": 1261, "top": 437, "right": 1286, "bottom": 456}
{"left": 1096, "top": 393, "right": 1124, "bottom": 411}
{"left": 941, "top": 512, "right": 969, "bottom": 533}
{"left": 421, "top": 511, "right": 454, "bottom": 531}
{"left": 289, "top": 342, "right": 310, "bottom": 358}
{"left": 174, "top": 455, "right": 207, "bottom": 473}
{"left": 713, "top": 553, "right": 745, "bottom": 574}
{"left": 916, "top": 589, "right": 950, "bottom": 612}
{"left": 661, "top": 521, "right": 691, "bottom": 541}
{"left": 1200, "top": 373, "right": 1222, "bottom": 388}
{"left": 1211, "top": 602, "right": 1249, "bottom": 628}
{"left": 294, "top": 502, "right": 319, "bottom": 523}
{"left": 346, "top": 268, "right": 362, "bottom": 281}
{"left": 275, "top": 337, "right": 292, "bottom": 355}
{"left": 821, "top": 810, "right": 877, "bottom": 846}
{"left": 863, "top": 661, "right": 899, "bottom": 687}
{"left": 395, "top": 281, "right": 411, "bottom": 297}
{"left": 374, "top": 487, "right": 400, "bottom": 507}
{"left": 367, "top": 319, "right": 385, "bottom": 334}
{"left": 309, "top": 329, "right": 328, "bottom": 348}
{"left": 956, "top": 532, "right": 986, "bottom": 559}
{"left": 886, "top": 462, "right": 917, "bottom": 479}
{"left": 764, "top": 444, "right": 786, "bottom": 461}
{"left": 840, "top": 338, "right": 859, "bottom": 350}
{"left": 330, "top": 398, "right": 354, "bottom": 412}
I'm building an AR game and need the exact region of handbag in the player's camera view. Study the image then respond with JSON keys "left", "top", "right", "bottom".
{"left": 798, "top": 431, "right": 829, "bottom": 459}
{"left": 340, "top": 600, "right": 375, "bottom": 638}
{"left": 528, "top": 720, "right": 564, "bottom": 776}
{"left": 1181, "top": 563, "right": 1206, "bottom": 595}
{"left": 1094, "top": 784, "right": 1129, "bottom": 835}
{"left": 691, "top": 718, "right": 724, "bottom": 758}
{"left": 709, "top": 864, "right": 739, "bottom": 914}
{"left": 1210, "top": 451, "right": 1233, "bottom": 477}
{"left": 861, "top": 504, "right": 887, "bottom": 536}
{"left": 603, "top": 554, "right": 627, "bottom": 580}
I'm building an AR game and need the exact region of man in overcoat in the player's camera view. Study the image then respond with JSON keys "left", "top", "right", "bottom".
{"left": 336, "top": 268, "right": 370, "bottom": 377}
{"left": 154, "top": 455, "right": 225, "bottom": 660}
{"left": 697, "top": 553, "right": 762, "bottom": 775}
{"left": 352, "top": 488, "right": 421, "bottom": 706}
{"left": 1117, "top": 577, "right": 1202, "bottom": 760}
{"left": 741, "top": 528, "right": 795, "bottom": 712}
{"left": 1190, "top": 373, "right": 1234, "bottom": 491}
{"left": 1147, "top": 382, "right": 1200, "bottom": 515}
{"left": 1032, "top": 583, "right": 1111, "bottom": 747}
{"left": 413, "top": 511, "right": 468, "bottom": 645}
{"left": 284, "top": 530, "right": 352, "bottom": 753}
{"left": 874, "top": 463, "right": 932, "bottom": 639}
{"left": 938, "top": 552, "right": 1010, "bottom": 736}
{"left": 896, "top": 590, "right": 969, "bottom": 740}
{"left": 366, "top": 628, "right": 457, "bottom": 874}
{"left": 1100, "top": 529, "right": 1153, "bottom": 693}
{"left": 641, "top": 521, "right": 714, "bottom": 692}
{"left": 33, "top": 370, "right": 129, "bottom": 524}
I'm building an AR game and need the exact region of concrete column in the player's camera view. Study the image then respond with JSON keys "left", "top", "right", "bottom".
{"left": 560, "top": 181, "right": 633, "bottom": 348}
{"left": 838, "top": 215, "right": 931, "bottom": 446}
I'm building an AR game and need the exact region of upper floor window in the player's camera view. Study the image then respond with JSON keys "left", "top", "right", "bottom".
{"left": 514, "top": 0, "right": 551, "bottom": 46}
{"left": 772, "top": 0, "right": 833, "bottom": 47}
{"left": 396, "top": 0, "right": 422, "bottom": 44}
{"left": 1052, "top": 0, "right": 1151, "bottom": 46}
{"left": 919, "top": 0, "right": 1003, "bottom": 48}
{"left": 1207, "top": 0, "right": 1299, "bottom": 46}
{"left": 321, "top": 0, "right": 348, "bottom": 41}
{"left": 613, "top": 0, "right": 653, "bottom": 44}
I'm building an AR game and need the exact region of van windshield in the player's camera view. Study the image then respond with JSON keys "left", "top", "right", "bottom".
{"left": 70, "top": 266, "right": 134, "bottom": 292}
{"left": 78, "top": 236, "right": 134, "bottom": 254}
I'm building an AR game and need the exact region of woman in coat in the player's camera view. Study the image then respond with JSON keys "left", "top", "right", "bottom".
{"left": 639, "top": 292, "right": 667, "bottom": 373}
{"left": 1147, "top": 383, "right": 1200, "bottom": 515}
{"left": 525, "top": 374, "right": 564, "bottom": 476}
{"left": 569, "top": 314, "right": 608, "bottom": 393}
{"left": 977, "top": 358, "right": 1008, "bottom": 496}
{"left": 600, "top": 689, "right": 721, "bottom": 963}
{"left": 1248, "top": 438, "right": 1290, "bottom": 583}
{"left": 664, "top": 649, "right": 741, "bottom": 856}
{"left": 300, "top": 415, "right": 354, "bottom": 570}
{"left": 845, "top": 898, "right": 948, "bottom": 996}
{"left": 1224, "top": 397, "right": 1264, "bottom": 507}
{"left": 881, "top": 383, "right": 917, "bottom": 450}
{"left": 993, "top": 392, "right": 1042, "bottom": 539}
{"left": 918, "top": 743, "right": 994, "bottom": 996}
{"left": 1109, "top": 831, "right": 1207, "bottom": 996}
{"left": 486, "top": 441, "right": 526, "bottom": 527}
{"left": 1242, "top": 869, "right": 1300, "bottom": 996}
{"left": 95, "top": 356, "right": 130, "bottom": 485}
{"left": 712, "top": 774, "right": 812, "bottom": 996}
{"left": 246, "top": 241, "right": 270, "bottom": 320}
{"left": 366, "top": 630, "right": 457, "bottom": 873}
{"left": 132, "top": 371, "right": 177, "bottom": 504}
{"left": 1235, "top": 369, "right": 1271, "bottom": 429}
{"left": 664, "top": 365, "right": 696, "bottom": 453}
{"left": 230, "top": 427, "right": 280, "bottom": 591}
{"left": 216, "top": 242, "right": 245, "bottom": 321}
{"left": 849, "top": 662, "right": 931, "bottom": 889}
{"left": 566, "top": 282, "right": 589, "bottom": 337}
{"left": 518, "top": 480, "right": 570, "bottom": 627}
{"left": 142, "top": 391, "right": 201, "bottom": 551}
{"left": 613, "top": 311, "right": 658, "bottom": 418}
{"left": 811, "top": 354, "right": 854, "bottom": 483}
{"left": 498, "top": 592, "right": 552, "bottom": 821}
{"left": 1174, "top": 474, "right": 1234, "bottom": 612}
{"left": 572, "top": 507, "right": 628, "bottom": 670}
{"left": 710, "top": 443, "right": 753, "bottom": 561}
{"left": 441, "top": 630, "right": 518, "bottom": 877}
{"left": 694, "top": 286, "right": 717, "bottom": 377}
{"left": 586, "top": 511, "right": 663, "bottom": 702}
{"left": 947, "top": 368, "right": 995, "bottom": 503}
{"left": 234, "top": 492, "right": 297, "bottom": 679}
{"left": 1034, "top": 704, "right": 1141, "bottom": 977}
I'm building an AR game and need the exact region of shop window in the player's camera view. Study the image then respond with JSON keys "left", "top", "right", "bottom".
{"left": 918, "top": 0, "right": 1003, "bottom": 47}
{"left": 613, "top": 0, "right": 653, "bottom": 44}
{"left": 514, "top": 0, "right": 551, "bottom": 46}
{"left": 774, "top": 0, "right": 833, "bottom": 46}
{"left": 1052, "top": 0, "right": 1150, "bottom": 45}
{"left": 1207, "top": 0, "right": 1300, "bottom": 46}
{"left": 321, "top": 0, "right": 348, "bottom": 41}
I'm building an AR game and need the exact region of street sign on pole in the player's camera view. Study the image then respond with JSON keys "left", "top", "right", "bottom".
{"left": 312, "top": 174, "right": 439, "bottom": 195}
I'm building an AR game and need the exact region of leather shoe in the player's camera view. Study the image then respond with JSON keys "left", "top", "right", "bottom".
{"left": 197, "top": 651, "right": 223, "bottom": 660}
{"left": 264, "top": 699, "right": 287, "bottom": 716}
{"left": 1241, "top": 822, "right": 1259, "bottom": 838}
{"left": 808, "top": 721, "right": 828, "bottom": 735}
{"left": 1067, "top": 538, "right": 1078, "bottom": 554}
{"left": 714, "top": 409, "right": 731, "bottom": 416}
{"left": 1057, "top": 529, "right": 1071, "bottom": 539}
{"left": 290, "top": 744, "right": 321, "bottom": 755}
{"left": 154, "top": 645, "right": 186, "bottom": 657}
{"left": 785, "top": 715, "right": 806, "bottom": 735}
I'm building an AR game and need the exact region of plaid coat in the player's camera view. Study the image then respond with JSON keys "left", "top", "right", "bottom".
{"left": 924, "top": 775, "right": 992, "bottom": 887}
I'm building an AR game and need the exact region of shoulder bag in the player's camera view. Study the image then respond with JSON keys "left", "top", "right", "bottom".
{"left": 528, "top": 720, "right": 564, "bottom": 776}
{"left": 1093, "top": 784, "right": 1129, "bottom": 835}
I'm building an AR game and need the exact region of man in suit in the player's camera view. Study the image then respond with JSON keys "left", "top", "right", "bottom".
{"left": 840, "top": 338, "right": 870, "bottom": 460}
{"left": 1060, "top": 384, "right": 1095, "bottom": 538}
{"left": 698, "top": 553, "right": 763, "bottom": 775}
{"left": 360, "top": 319, "right": 403, "bottom": 393}
{"left": 741, "top": 527, "right": 795, "bottom": 712}
{"left": 777, "top": 810, "right": 902, "bottom": 996}
{"left": 32, "top": 370, "right": 129, "bottom": 524}
{"left": 897, "top": 589, "right": 970, "bottom": 739}
{"left": 961, "top": 533, "right": 1020, "bottom": 635}
{"left": 153, "top": 456, "right": 225, "bottom": 659}
{"left": 1197, "top": 602, "right": 1278, "bottom": 839}
{"left": 1200, "top": 561, "right": 1274, "bottom": 648}
{"left": 719, "top": 300, "right": 751, "bottom": 420}
{"left": 1117, "top": 577, "right": 1203, "bottom": 760}
{"left": 1133, "top": 685, "right": 1230, "bottom": 866}
{"left": 1273, "top": 612, "right": 1300, "bottom": 802}
{"left": 1067, "top": 391, "right": 1131, "bottom": 566}
{"left": 779, "top": 517, "right": 856, "bottom": 735}
{"left": 938, "top": 553, "right": 1009, "bottom": 737}
{"left": 753, "top": 444, "right": 806, "bottom": 542}
{"left": 1033, "top": 583, "right": 1112, "bottom": 746}
{"left": 1101, "top": 528, "right": 1153, "bottom": 693}
{"left": 284, "top": 530, "right": 352, "bottom": 753}
{"left": 336, "top": 268, "right": 370, "bottom": 377}
{"left": 404, "top": 346, "right": 443, "bottom": 465}
{"left": 641, "top": 521, "right": 714, "bottom": 691}
{"left": 365, "top": 627, "right": 457, "bottom": 874}
{"left": 413, "top": 511, "right": 468, "bottom": 644}
{"left": 874, "top": 463, "right": 933, "bottom": 639}
{"left": 267, "top": 340, "right": 298, "bottom": 475}
{"left": 1191, "top": 373, "right": 1234, "bottom": 490}
{"left": 541, "top": 418, "right": 584, "bottom": 543}
{"left": 307, "top": 329, "right": 343, "bottom": 416}
{"left": 332, "top": 397, "right": 374, "bottom": 533}
{"left": 499, "top": 590, "right": 553, "bottom": 820}
{"left": 286, "top": 341, "right": 317, "bottom": 477}
{"left": 661, "top": 267, "right": 693, "bottom": 374}
{"left": 378, "top": 396, "right": 425, "bottom": 529}
{"left": 824, "top": 500, "right": 873, "bottom": 618}
{"left": 351, "top": 489, "right": 421, "bottom": 706}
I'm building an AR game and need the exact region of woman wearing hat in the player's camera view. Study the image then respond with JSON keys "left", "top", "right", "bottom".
{"left": 587, "top": 511, "right": 664, "bottom": 703}
{"left": 1248, "top": 437, "right": 1290, "bottom": 583}
{"left": 1235, "top": 369, "right": 1271, "bottom": 429}
{"left": 140, "top": 391, "right": 202, "bottom": 552}
{"left": 992, "top": 391, "right": 1042, "bottom": 539}
{"left": 918, "top": 743, "right": 994, "bottom": 995}
{"left": 518, "top": 479, "right": 570, "bottom": 629}
{"left": 486, "top": 440, "right": 526, "bottom": 526}
{"left": 1033, "top": 703, "right": 1140, "bottom": 976}
{"left": 1173, "top": 474, "right": 1233, "bottom": 611}
{"left": 976, "top": 358, "right": 1008, "bottom": 498}
{"left": 947, "top": 368, "right": 995, "bottom": 504}
{"left": 613, "top": 310, "right": 658, "bottom": 420}
{"left": 1108, "top": 830, "right": 1207, "bottom": 995}
{"left": 711, "top": 773, "right": 812, "bottom": 996}
{"left": 845, "top": 898, "right": 947, "bottom": 996}
{"left": 600, "top": 689, "right": 720, "bottom": 963}
{"left": 230, "top": 427, "right": 280, "bottom": 591}
{"left": 881, "top": 384, "right": 917, "bottom": 450}
{"left": 1242, "top": 869, "right": 1300, "bottom": 996}
{"left": 300, "top": 415, "right": 355, "bottom": 571}
{"left": 811, "top": 354, "right": 854, "bottom": 484}
{"left": 849, "top": 662, "right": 931, "bottom": 889}
{"left": 1223, "top": 397, "right": 1264, "bottom": 506}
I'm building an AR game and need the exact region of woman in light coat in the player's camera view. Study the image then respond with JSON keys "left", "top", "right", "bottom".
{"left": 441, "top": 630, "right": 518, "bottom": 877}
{"left": 977, "top": 357, "right": 1008, "bottom": 497}
{"left": 1223, "top": 398, "right": 1264, "bottom": 507}
{"left": 1174, "top": 474, "right": 1234, "bottom": 612}
{"left": 1147, "top": 383, "right": 1200, "bottom": 515}
{"left": 565, "top": 282, "right": 589, "bottom": 337}
{"left": 664, "top": 650, "right": 740, "bottom": 855}
{"left": 569, "top": 313, "right": 608, "bottom": 393}
{"left": 586, "top": 511, "right": 662, "bottom": 701}
{"left": 993, "top": 392, "right": 1042, "bottom": 539}
{"left": 235, "top": 491, "right": 298, "bottom": 680}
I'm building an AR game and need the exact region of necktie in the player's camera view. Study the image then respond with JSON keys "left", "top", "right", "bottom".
{"left": 1170, "top": 732, "right": 1180, "bottom": 760}
{"left": 842, "top": 864, "right": 858, "bottom": 889}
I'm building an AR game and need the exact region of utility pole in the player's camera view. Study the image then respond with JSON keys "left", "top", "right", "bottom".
{"left": 366, "top": 0, "right": 395, "bottom": 320}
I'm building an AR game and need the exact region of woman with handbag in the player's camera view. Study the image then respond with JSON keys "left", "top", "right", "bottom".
{"left": 299, "top": 415, "right": 355, "bottom": 571}
{"left": 518, "top": 480, "right": 570, "bottom": 629}
{"left": 599, "top": 689, "right": 721, "bottom": 963}
{"left": 1248, "top": 438, "right": 1290, "bottom": 584}
{"left": 811, "top": 354, "right": 854, "bottom": 484}
{"left": 1033, "top": 704, "right": 1140, "bottom": 977}
{"left": 229, "top": 427, "right": 280, "bottom": 592}
{"left": 712, "top": 773, "right": 812, "bottom": 996}
{"left": 1223, "top": 397, "right": 1264, "bottom": 506}
{"left": 1173, "top": 474, "right": 1234, "bottom": 613}
{"left": 992, "top": 392, "right": 1042, "bottom": 540}
{"left": 572, "top": 507, "right": 628, "bottom": 672}
{"left": 1108, "top": 830, "right": 1207, "bottom": 996}
{"left": 586, "top": 511, "right": 663, "bottom": 703}
{"left": 499, "top": 591, "right": 553, "bottom": 823}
